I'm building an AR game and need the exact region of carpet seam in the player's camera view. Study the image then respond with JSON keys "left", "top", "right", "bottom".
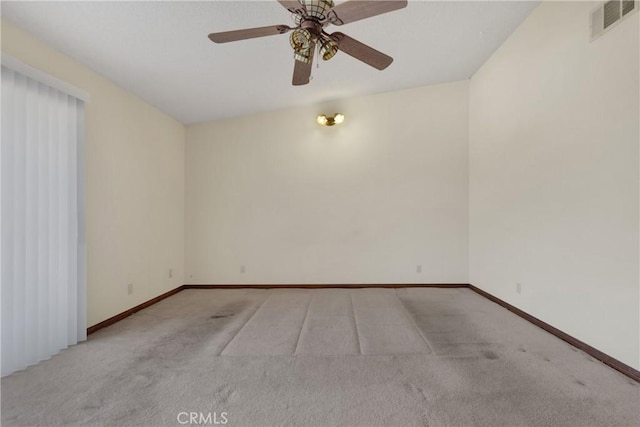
{"left": 393, "top": 289, "right": 435, "bottom": 354}
{"left": 349, "top": 292, "right": 362, "bottom": 355}
{"left": 218, "top": 293, "right": 271, "bottom": 356}
{"left": 292, "top": 292, "right": 313, "bottom": 355}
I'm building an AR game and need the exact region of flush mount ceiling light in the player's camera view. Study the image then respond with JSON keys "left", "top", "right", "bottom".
{"left": 317, "top": 113, "right": 344, "bottom": 126}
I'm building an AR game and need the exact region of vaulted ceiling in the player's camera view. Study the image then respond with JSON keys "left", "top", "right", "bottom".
{"left": 2, "top": 1, "right": 539, "bottom": 124}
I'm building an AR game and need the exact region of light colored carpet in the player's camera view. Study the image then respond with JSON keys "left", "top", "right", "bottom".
{"left": 1, "top": 288, "right": 638, "bottom": 426}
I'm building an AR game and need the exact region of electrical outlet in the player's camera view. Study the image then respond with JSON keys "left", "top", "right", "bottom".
{"left": 169, "top": 269, "right": 173, "bottom": 278}
{"left": 127, "top": 283, "right": 134, "bottom": 295}
{"left": 241, "top": 265, "right": 246, "bottom": 274}
{"left": 416, "top": 265, "right": 422, "bottom": 273}
{"left": 516, "top": 282, "right": 522, "bottom": 294}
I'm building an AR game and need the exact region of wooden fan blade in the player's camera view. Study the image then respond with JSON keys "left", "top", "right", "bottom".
{"left": 278, "top": 0, "right": 307, "bottom": 15}
{"left": 292, "top": 59, "right": 312, "bottom": 86}
{"left": 208, "top": 25, "right": 292, "bottom": 43}
{"left": 330, "top": 32, "right": 393, "bottom": 70}
{"left": 327, "top": 0, "right": 408, "bottom": 25}
{"left": 292, "top": 42, "right": 316, "bottom": 86}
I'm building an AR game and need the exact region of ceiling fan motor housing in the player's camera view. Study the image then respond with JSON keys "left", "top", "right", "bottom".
{"left": 290, "top": 15, "right": 326, "bottom": 64}
{"left": 290, "top": 1, "right": 335, "bottom": 64}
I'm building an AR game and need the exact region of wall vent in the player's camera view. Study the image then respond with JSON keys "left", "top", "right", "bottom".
{"left": 622, "top": 0, "right": 637, "bottom": 15}
{"left": 591, "top": 0, "right": 638, "bottom": 40}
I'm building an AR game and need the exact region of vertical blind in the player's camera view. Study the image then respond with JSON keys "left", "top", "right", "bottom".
{"left": 1, "top": 61, "right": 87, "bottom": 377}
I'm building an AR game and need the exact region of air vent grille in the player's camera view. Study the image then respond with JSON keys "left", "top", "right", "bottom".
{"left": 591, "top": 0, "right": 638, "bottom": 40}
{"left": 603, "top": 0, "right": 620, "bottom": 28}
{"left": 622, "top": 0, "right": 635, "bottom": 15}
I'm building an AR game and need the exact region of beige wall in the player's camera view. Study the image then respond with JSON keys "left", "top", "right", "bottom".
{"left": 2, "top": 20, "right": 186, "bottom": 327}
{"left": 469, "top": 2, "right": 639, "bottom": 368}
{"left": 186, "top": 81, "right": 469, "bottom": 285}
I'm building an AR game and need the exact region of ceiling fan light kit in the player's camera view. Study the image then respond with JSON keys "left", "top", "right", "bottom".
{"left": 317, "top": 113, "right": 345, "bottom": 126}
{"left": 208, "top": 0, "right": 408, "bottom": 86}
{"left": 319, "top": 38, "right": 339, "bottom": 61}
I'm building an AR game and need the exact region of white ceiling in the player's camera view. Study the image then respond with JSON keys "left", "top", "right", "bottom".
{"left": 2, "top": 1, "right": 539, "bottom": 124}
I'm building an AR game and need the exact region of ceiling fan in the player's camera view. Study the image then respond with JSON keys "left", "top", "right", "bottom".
{"left": 208, "top": 0, "right": 408, "bottom": 86}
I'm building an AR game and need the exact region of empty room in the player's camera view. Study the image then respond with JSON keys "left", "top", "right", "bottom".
{"left": 1, "top": 0, "right": 638, "bottom": 426}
